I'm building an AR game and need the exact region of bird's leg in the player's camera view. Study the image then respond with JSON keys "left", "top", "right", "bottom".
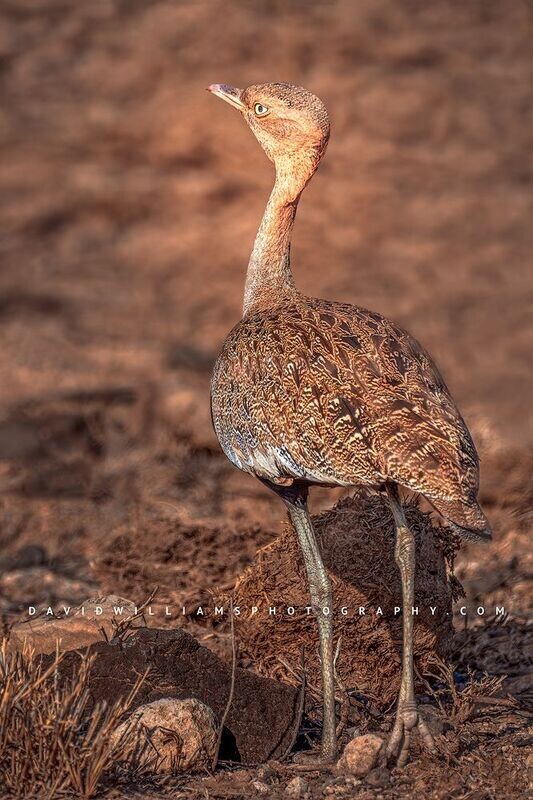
{"left": 386, "top": 486, "right": 436, "bottom": 767}
{"left": 285, "top": 496, "right": 337, "bottom": 764}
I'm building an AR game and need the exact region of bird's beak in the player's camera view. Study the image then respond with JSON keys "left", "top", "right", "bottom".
{"left": 207, "top": 84, "right": 244, "bottom": 111}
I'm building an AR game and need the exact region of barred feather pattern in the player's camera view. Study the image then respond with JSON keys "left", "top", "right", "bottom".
{"left": 211, "top": 293, "right": 491, "bottom": 539}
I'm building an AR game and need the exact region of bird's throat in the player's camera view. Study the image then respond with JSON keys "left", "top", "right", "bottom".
{"left": 243, "top": 182, "right": 300, "bottom": 315}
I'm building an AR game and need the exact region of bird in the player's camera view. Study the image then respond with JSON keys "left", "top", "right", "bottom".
{"left": 207, "top": 81, "right": 491, "bottom": 767}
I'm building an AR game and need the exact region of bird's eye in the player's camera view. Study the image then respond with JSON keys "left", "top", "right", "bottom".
{"left": 254, "top": 103, "right": 269, "bottom": 117}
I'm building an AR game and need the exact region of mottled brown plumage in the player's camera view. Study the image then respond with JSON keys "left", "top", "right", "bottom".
{"left": 207, "top": 81, "right": 491, "bottom": 765}
{"left": 212, "top": 296, "right": 490, "bottom": 538}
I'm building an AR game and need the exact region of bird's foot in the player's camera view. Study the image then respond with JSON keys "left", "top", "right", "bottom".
{"left": 386, "top": 703, "right": 436, "bottom": 768}
{"left": 292, "top": 749, "right": 336, "bottom": 769}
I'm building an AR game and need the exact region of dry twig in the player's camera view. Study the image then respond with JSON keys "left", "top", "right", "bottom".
{"left": 0, "top": 640, "right": 144, "bottom": 799}
{"left": 212, "top": 599, "right": 237, "bottom": 770}
{"left": 280, "top": 647, "right": 307, "bottom": 761}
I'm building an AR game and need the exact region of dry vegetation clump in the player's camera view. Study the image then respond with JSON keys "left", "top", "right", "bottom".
{"left": 0, "top": 642, "right": 142, "bottom": 799}
{"left": 230, "top": 489, "right": 462, "bottom": 710}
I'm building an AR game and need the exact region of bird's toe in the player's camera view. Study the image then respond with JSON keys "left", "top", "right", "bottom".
{"left": 386, "top": 707, "right": 436, "bottom": 767}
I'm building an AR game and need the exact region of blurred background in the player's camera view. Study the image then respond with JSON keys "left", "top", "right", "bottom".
{"left": 0, "top": 1, "right": 531, "bottom": 623}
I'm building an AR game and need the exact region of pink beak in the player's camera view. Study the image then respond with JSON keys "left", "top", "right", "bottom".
{"left": 207, "top": 84, "right": 244, "bottom": 111}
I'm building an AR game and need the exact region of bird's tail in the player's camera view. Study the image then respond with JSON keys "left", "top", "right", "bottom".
{"left": 428, "top": 495, "right": 492, "bottom": 543}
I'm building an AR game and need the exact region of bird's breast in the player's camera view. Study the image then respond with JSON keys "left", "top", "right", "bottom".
{"left": 209, "top": 305, "right": 381, "bottom": 486}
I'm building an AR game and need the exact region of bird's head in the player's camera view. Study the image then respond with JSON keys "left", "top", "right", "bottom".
{"left": 208, "top": 82, "right": 330, "bottom": 198}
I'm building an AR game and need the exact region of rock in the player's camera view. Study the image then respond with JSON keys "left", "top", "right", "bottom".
{"left": 366, "top": 767, "right": 390, "bottom": 788}
{"left": 49, "top": 627, "right": 300, "bottom": 765}
{"left": 251, "top": 780, "right": 270, "bottom": 795}
{"left": 8, "top": 595, "right": 137, "bottom": 655}
{"left": 285, "top": 776, "right": 309, "bottom": 797}
{"left": 256, "top": 764, "right": 277, "bottom": 782}
{"left": 112, "top": 698, "right": 217, "bottom": 774}
{"left": 337, "top": 734, "right": 385, "bottom": 777}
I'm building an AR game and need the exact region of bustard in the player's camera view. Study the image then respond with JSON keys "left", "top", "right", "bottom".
{"left": 208, "top": 82, "right": 491, "bottom": 766}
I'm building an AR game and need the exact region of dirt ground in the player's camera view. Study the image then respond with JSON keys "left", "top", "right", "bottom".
{"left": 0, "top": 1, "right": 531, "bottom": 798}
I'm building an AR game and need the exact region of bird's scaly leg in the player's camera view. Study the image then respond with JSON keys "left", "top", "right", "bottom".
{"left": 386, "top": 486, "right": 436, "bottom": 767}
{"left": 286, "top": 498, "right": 337, "bottom": 764}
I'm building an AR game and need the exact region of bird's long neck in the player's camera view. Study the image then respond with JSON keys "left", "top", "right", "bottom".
{"left": 243, "top": 184, "right": 297, "bottom": 314}
{"left": 243, "top": 160, "right": 313, "bottom": 315}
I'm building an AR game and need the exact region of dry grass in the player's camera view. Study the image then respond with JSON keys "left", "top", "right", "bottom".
{"left": 0, "top": 641, "right": 143, "bottom": 799}
{"left": 420, "top": 654, "right": 508, "bottom": 724}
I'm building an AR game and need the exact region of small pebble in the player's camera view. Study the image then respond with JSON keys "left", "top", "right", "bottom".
{"left": 345, "top": 776, "right": 362, "bottom": 787}
{"left": 337, "top": 733, "right": 384, "bottom": 777}
{"left": 285, "top": 775, "right": 309, "bottom": 797}
{"left": 252, "top": 779, "right": 270, "bottom": 795}
{"left": 256, "top": 764, "right": 277, "bottom": 782}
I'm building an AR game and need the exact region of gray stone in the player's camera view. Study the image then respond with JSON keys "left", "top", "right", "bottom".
{"left": 111, "top": 698, "right": 217, "bottom": 774}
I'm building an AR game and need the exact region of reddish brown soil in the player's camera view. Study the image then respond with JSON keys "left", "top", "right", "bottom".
{"left": 0, "top": 1, "right": 531, "bottom": 798}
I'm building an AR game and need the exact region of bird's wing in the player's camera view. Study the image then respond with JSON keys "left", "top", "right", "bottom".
{"left": 292, "top": 299, "right": 481, "bottom": 506}
{"left": 211, "top": 297, "right": 486, "bottom": 534}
